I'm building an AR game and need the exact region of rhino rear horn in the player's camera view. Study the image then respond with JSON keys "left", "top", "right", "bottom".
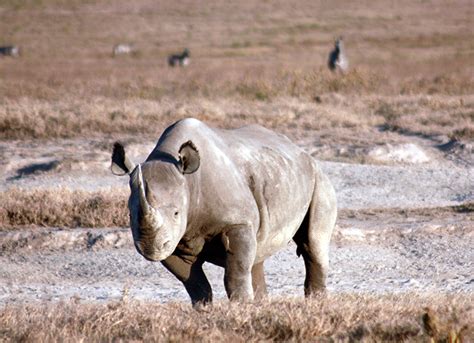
{"left": 111, "top": 142, "right": 136, "bottom": 176}
{"left": 178, "top": 140, "right": 200, "bottom": 174}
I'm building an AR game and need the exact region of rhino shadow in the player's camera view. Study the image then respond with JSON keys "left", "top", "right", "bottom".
{"left": 9, "top": 160, "right": 60, "bottom": 180}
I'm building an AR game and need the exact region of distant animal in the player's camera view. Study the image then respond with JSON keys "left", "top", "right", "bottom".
{"left": 328, "top": 37, "right": 348, "bottom": 73}
{"left": 111, "top": 118, "right": 337, "bottom": 305}
{"left": 112, "top": 43, "right": 135, "bottom": 57}
{"left": 168, "top": 48, "right": 190, "bottom": 67}
{"left": 0, "top": 45, "right": 20, "bottom": 57}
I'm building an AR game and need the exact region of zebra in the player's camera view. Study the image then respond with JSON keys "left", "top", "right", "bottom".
{"left": 112, "top": 43, "right": 136, "bottom": 57}
{"left": 168, "top": 48, "right": 190, "bottom": 67}
{"left": 328, "top": 37, "right": 348, "bottom": 73}
{"left": 0, "top": 45, "right": 20, "bottom": 57}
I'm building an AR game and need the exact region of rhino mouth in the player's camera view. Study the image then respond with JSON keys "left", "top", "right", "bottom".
{"left": 134, "top": 240, "right": 173, "bottom": 262}
{"left": 141, "top": 253, "right": 162, "bottom": 262}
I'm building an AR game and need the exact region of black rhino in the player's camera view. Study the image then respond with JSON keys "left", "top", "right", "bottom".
{"left": 111, "top": 118, "right": 337, "bottom": 304}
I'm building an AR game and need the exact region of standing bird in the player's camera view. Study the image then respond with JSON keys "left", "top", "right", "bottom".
{"left": 168, "top": 48, "right": 190, "bottom": 67}
{"left": 328, "top": 37, "right": 348, "bottom": 73}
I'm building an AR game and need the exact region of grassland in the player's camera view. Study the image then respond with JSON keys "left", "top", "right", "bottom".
{"left": 1, "top": 0, "right": 473, "bottom": 100}
{"left": 1, "top": 0, "right": 473, "bottom": 341}
{"left": 0, "top": 0, "right": 473, "bottom": 141}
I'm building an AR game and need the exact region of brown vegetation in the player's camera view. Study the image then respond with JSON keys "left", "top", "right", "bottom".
{"left": 339, "top": 203, "right": 474, "bottom": 222}
{"left": 1, "top": 94, "right": 472, "bottom": 140}
{"left": 0, "top": 0, "right": 473, "bottom": 140}
{"left": 0, "top": 188, "right": 127, "bottom": 229}
{"left": 0, "top": 294, "right": 471, "bottom": 342}
{"left": 373, "top": 96, "right": 474, "bottom": 140}
{"left": 1, "top": 0, "right": 472, "bottom": 100}
{"left": 0, "top": 0, "right": 472, "bottom": 151}
{"left": 0, "top": 95, "right": 378, "bottom": 139}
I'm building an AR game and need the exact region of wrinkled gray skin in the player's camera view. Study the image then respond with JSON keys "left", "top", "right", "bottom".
{"left": 111, "top": 118, "right": 337, "bottom": 305}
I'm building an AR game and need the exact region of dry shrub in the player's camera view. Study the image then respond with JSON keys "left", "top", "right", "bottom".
{"left": 0, "top": 188, "right": 128, "bottom": 228}
{"left": 0, "top": 293, "right": 471, "bottom": 342}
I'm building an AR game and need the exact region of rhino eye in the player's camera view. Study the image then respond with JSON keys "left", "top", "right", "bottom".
{"left": 174, "top": 211, "right": 179, "bottom": 217}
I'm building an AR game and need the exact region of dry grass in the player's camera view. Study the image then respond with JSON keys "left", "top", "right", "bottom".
{"left": 0, "top": 95, "right": 383, "bottom": 139}
{"left": 339, "top": 203, "right": 474, "bottom": 222}
{"left": 0, "top": 294, "right": 471, "bottom": 342}
{"left": 0, "top": 188, "right": 128, "bottom": 229}
{"left": 372, "top": 96, "right": 474, "bottom": 139}
{"left": 0, "top": 0, "right": 472, "bottom": 101}
{"left": 0, "top": 0, "right": 473, "bottom": 141}
{"left": 1, "top": 94, "right": 472, "bottom": 140}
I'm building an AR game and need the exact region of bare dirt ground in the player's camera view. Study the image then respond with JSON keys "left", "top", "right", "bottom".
{"left": 1, "top": 127, "right": 472, "bottom": 305}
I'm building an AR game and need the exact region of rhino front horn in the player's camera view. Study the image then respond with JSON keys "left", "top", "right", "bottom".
{"left": 137, "top": 164, "right": 163, "bottom": 228}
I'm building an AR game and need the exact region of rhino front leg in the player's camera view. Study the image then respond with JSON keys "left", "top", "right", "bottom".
{"left": 161, "top": 255, "right": 212, "bottom": 306}
{"left": 222, "top": 227, "right": 257, "bottom": 301}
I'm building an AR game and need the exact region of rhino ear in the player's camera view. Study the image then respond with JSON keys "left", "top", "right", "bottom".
{"left": 178, "top": 140, "right": 200, "bottom": 174}
{"left": 111, "top": 142, "right": 136, "bottom": 176}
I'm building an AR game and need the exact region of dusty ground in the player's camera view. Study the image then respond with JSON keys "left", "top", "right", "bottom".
{"left": 1, "top": 127, "right": 472, "bottom": 304}
{"left": 1, "top": 220, "right": 473, "bottom": 304}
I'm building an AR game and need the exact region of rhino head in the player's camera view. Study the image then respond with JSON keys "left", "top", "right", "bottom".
{"left": 111, "top": 141, "right": 200, "bottom": 261}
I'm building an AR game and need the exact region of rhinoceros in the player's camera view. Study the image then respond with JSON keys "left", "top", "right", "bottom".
{"left": 111, "top": 118, "right": 337, "bottom": 304}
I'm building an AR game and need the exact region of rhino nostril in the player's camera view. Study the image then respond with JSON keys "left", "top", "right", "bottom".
{"left": 162, "top": 240, "right": 171, "bottom": 250}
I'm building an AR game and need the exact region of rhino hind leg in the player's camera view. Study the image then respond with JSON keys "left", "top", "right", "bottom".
{"left": 251, "top": 262, "right": 268, "bottom": 300}
{"left": 293, "top": 212, "right": 327, "bottom": 295}
{"left": 293, "top": 173, "right": 337, "bottom": 296}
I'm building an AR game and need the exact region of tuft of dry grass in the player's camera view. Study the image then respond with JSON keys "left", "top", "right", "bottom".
{"left": 0, "top": 294, "right": 471, "bottom": 342}
{"left": 0, "top": 188, "right": 128, "bottom": 228}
